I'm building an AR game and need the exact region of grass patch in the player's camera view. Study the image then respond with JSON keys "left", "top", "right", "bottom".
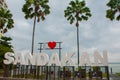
{"left": 0, "top": 69, "right": 4, "bottom": 76}
{"left": 0, "top": 69, "right": 4, "bottom": 73}
{"left": 13, "top": 73, "right": 46, "bottom": 79}
{"left": 102, "top": 73, "right": 107, "bottom": 77}
{"left": 116, "top": 73, "right": 120, "bottom": 76}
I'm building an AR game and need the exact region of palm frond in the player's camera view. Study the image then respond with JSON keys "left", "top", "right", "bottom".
{"left": 0, "top": 7, "right": 14, "bottom": 34}
{"left": 22, "top": 0, "right": 50, "bottom": 22}
{"left": 64, "top": 0, "right": 91, "bottom": 25}
{"left": 106, "top": 0, "right": 120, "bottom": 21}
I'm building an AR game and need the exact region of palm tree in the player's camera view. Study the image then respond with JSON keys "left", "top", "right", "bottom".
{"left": 22, "top": 0, "right": 50, "bottom": 55}
{"left": 64, "top": 0, "right": 91, "bottom": 66}
{"left": 0, "top": 36, "right": 13, "bottom": 77}
{"left": 0, "top": 36, "right": 13, "bottom": 48}
{"left": 0, "top": 36, "right": 13, "bottom": 66}
{"left": 0, "top": 7, "right": 14, "bottom": 36}
{"left": 106, "top": 0, "right": 120, "bottom": 20}
{"left": 0, "top": 7, "right": 14, "bottom": 77}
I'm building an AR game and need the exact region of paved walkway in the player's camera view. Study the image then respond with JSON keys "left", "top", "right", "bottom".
{"left": 110, "top": 74, "right": 120, "bottom": 80}
{"left": 1, "top": 75, "right": 120, "bottom": 80}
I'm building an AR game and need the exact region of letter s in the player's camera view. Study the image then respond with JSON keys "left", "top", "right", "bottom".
{"left": 3, "top": 52, "right": 14, "bottom": 65}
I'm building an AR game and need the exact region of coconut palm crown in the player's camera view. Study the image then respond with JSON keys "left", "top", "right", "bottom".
{"left": 106, "top": 0, "right": 120, "bottom": 20}
{"left": 64, "top": 0, "right": 91, "bottom": 27}
{"left": 0, "top": 7, "right": 14, "bottom": 34}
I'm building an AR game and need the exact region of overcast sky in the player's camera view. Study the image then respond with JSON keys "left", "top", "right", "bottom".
{"left": 5, "top": 0, "right": 120, "bottom": 63}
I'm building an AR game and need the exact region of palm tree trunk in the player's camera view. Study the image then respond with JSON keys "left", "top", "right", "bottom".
{"left": 76, "top": 20, "right": 81, "bottom": 79}
{"left": 31, "top": 15, "right": 37, "bottom": 55}
{"left": 76, "top": 25, "right": 79, "bottom": 66}
{"left": 75, "top": 12, "right": 80, "bottom": 66}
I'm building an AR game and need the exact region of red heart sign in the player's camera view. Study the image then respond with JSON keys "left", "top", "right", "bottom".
{"left": 48, "top": 41, "right": 56, "bottom": 49}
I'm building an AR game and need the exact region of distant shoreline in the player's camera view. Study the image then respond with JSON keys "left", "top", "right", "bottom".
{"left": 108, "top": 62, "right": 120, "bottom": 64}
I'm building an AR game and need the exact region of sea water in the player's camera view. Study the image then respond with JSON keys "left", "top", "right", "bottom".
{"left": 109, "top": 63, "right": 120, "bottom": 74}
